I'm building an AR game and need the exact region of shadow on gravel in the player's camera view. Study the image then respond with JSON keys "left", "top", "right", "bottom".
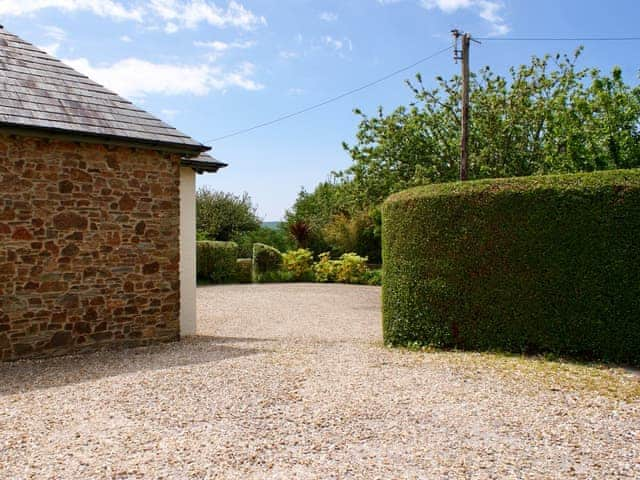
{"left": 0, "top": 336, "right": 268, "bottom": 396}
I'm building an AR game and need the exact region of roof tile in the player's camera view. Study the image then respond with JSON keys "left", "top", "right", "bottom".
{"left": 0, "top": 28, "right": 208, "bottom": 153}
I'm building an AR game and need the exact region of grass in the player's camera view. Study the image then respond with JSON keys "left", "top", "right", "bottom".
{"left": 395, "top": 345, "right": 640, "bottom": 402}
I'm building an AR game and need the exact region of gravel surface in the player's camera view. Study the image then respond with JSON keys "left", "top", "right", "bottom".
{"left": 1, "top": 283, "right": 639, "bottom": 479}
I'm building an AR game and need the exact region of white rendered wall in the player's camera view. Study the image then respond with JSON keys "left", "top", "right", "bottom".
{"left": 179, "top": 166, "right": 197, "bottom": 336}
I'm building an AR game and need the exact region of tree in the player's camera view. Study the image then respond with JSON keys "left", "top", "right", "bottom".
{"left": 196, "top": 188, "right": 261, "bottom": 241}
{"left": 287, "top": 48, "right": 640, "bottom": 260}
{"left": 341, "top": 48, "right": 640, "bottom": 206}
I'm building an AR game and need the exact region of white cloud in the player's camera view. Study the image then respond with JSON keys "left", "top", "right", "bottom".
{"left": 287, "top": 87, "right": 305, "bottom": 96}
{"left": 120, "top": 35, "right": 132, "bottom": 42}
{"left": 319, "top": 11, "right": 338, "bottom": 22}
{"left": 322, "top": 35, "right": 343, "bottom": 50}
{"left": 64, "top": 57, "right": 263, "bottom": 98}
{"left": 0, "top": 0, "right": 266, "bottom": 32}
{"left": 322, "top": 35, "right": 353, "bottom": 53}
{"left": 42, "top": 25, "right": 67, "bottom": 41}
{"left": 149, "top": 0, "right": 266, "bottom": 32}
{"left": 39, "top": 43, "right": 61, "bottom": 56}
{"left": 379, "top": 0, "right": 509, "bottom": 35}
{"left": 160, "top": 108, "right": 179, "bottom": 119}
{"left": 420, "top": 0, "right": 509, "bottom": 34}
{"left": 0, "top": 0, "right": 143, "bottom": 21}
{"left": 279, "top": 50, "right": 299, "bottom": 60}
{"left": 194, "top": 39, "right": 255, "bottom": 51}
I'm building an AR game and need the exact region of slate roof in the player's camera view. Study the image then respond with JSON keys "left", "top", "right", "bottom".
{"left": 0, "top": 27, "right": 209, "bottom": 154}
{"left": 181, "top": 153, "right": 228, "bottom": 173}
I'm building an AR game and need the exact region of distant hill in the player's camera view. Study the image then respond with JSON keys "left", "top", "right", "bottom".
{"left": 262, "top": 221, "right": 283, "bottom": 230}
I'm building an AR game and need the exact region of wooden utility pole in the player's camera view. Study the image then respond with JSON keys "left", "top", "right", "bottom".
{"left": 452, "top": 30, "right": 472, "bottom": 181}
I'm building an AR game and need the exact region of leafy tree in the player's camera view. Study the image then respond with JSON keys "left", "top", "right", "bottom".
{"left": 287, "top": 48, "right": 640, "bottom": 259}
{"left": 196, "top": 188, "right": 261, "bottom": 241}
{"left": 341, "top": 48, "right": 640, "bottom": 206}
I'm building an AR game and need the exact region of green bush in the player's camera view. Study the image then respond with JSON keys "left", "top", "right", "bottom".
{"left": 313, "top": 252, "right": 340, "bottom": 282}
{"left": 196, "top": 241, "right": 239, "bottom": 284}
{"left": 382, "top": 169, "right": 640, "bottom": 364}
{"left": 335, "top": 253, "right": 369, "bottom": 284}
{"left": 233, "top": 226, "right": 294, "bottom": 258}
{"left": 282, "top": 249, "right": 314, "bottom": 281}
{"left": 252, "top": 243, "right": 282, "bottom": 271}
{"left": 252, "top": 243, "right": 283, "bottom": 282}
{"left": 365, "top": 268, "right": 383, "bottom": 286}
{"left": 235, "top": 258, "right": 253, "bottom": 283}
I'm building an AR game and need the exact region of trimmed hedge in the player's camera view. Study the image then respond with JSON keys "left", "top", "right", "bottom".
{"left": 235, "top": 258, "right": 253, "bottom": 283}
{"left": 196, "top": 241, "right": 239, "bottom": 283}
{"left": 252, "top": 243, "right": 283, "bottom": 282}
{"left": 382, "top": 169, "right": 640, "bottom": 364}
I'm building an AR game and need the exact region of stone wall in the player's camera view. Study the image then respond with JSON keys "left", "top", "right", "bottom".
{"left": 0, "top": 133, "right": 181, "bottom": 361}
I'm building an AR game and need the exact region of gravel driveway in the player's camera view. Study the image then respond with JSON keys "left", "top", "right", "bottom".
{"left": 1, "top": 283, "right": 639, "bottom": 479}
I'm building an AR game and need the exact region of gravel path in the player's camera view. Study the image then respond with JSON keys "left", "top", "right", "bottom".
{"left": 1, "top": 283, "right": 639, "bottom": 479}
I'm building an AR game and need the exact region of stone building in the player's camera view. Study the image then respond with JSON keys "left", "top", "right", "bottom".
{"left": 0, "top": 27, "right": 225, "bottom": 361}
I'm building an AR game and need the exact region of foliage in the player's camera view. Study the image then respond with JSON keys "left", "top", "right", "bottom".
{"left": 335, "top": 253, "right": 369, "bottom": 284}
{"left": 285, "top": 49, "right": 640, "bottom": 261}
{"left": 252, "top": 243, "right": 283, "bottom": 282}
{"left": 196, "top": 188, "right": 261, "bottom": 241}
{"left": 288, "top": 220, "right": 312, "bottom": 249}
{"left": 253, "top": 269, "right": 295, "bottom": 283}
{"left": 323, "top": 209, "right": 381, "bottom": 262}
{"left": 235, "top": 258, "right": 253, "bottom": 284}
{"left": 196, "top": 241, "right": 239, "bottom": 284}
{"left": 232, "top": 226, "right": 293, "bottom": 258}
{"left": 382, "top": 169, "right": 640, "bottom": 364}
{"left": 313, "top": 252, "right": 375, "bottom": 284}
{"left": 282, "top": 249, "right": 315, "bottom": 281}
{"left": 313, "top": 252, "right": 340, "bottom": 282}
{"left": 365, "top": 269, "right": 383, "bottom": 286}
{"left": 343, "top": 49, "right": 640, "bottom": 207}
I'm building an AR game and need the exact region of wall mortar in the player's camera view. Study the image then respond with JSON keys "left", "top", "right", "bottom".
{"left": 0, "top": 134, "right": 181, "bottom": 361}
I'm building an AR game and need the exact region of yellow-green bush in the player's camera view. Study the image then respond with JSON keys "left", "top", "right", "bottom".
{"left": 196, "top": 241, "right": 239, "bottom": 283}
{"left": 335, "top": 253, "right": 369, "bottom": 284}
{"left": 382, "top": 169, "right": 640, "bottom": 364}
{"left": 313, "top": 252, "right": 340, "bottom": 282}
{"left": 282, "top": 249, "right": 314, "bottom": 281}
{"left": 235, "top": 258, "right": 253, "bottom": 283}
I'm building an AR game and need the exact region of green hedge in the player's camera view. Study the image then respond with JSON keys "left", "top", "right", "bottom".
{"left": 252, "top": 243, "right": 283, "bottom": 282}
{"left": 235, "top": 258, "right": 253, "bottom": 283}
{"left": 196, "top": 241, "right": 239, "bottom": 284}
{"left": 382, "top": 169, "right": 640, "bottom": 364}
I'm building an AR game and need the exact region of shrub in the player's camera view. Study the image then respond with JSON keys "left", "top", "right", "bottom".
{"left": 252, "top": 243, "right": 285, "bottom": 283}
{"left": 282, "top": 249, "right": 314, "bottom": 281}
{"left": 235, "top": 258, "right": 253, "bottom": 283}
{"left": 289, "top": 220, "right": 312, "bottom": 248}
{"left": 335, "top": 253, "right": 369, "bottom": 284}
{"left": 252, "top": 243, "right": 282, "bottom": 272}
{"left": 323, "top": 209, "right": 382, "bottom": 262}
{"left": 365, "top": 268, "right": 383, "bottom": 286}
{"left": 382, "top": 169, "right": 640, "bottom": 365}
{"left": 313, "top": 252, "right": 340, "bottom": 282}
{"left": 196, "top": 189, "right": 261, "bottom": 241}
{"left": 232, "top": 226, "right": 293, "bottom": 258}
{"left": 196, "top": 241, "right": 239, "bottom": 283}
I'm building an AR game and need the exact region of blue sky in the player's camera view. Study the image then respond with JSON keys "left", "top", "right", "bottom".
{"left": 2, "top": 0, "right": 639, "bottom": 219}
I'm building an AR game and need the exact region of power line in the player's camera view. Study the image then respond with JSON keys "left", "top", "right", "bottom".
{"left": 204, "top": 45, "right": 453, "bottom": 143}
{"left": 477, "top": 36, "right": 640, "bottom": 41}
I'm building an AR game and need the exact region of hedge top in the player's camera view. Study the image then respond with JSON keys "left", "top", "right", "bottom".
{"left": 384, "top": 168, "right": 640, "bottom": 204}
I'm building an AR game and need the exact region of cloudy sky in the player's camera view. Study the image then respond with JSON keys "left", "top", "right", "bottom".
{"left": 2, "top": 0, "right": 639, "bottom": 219}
